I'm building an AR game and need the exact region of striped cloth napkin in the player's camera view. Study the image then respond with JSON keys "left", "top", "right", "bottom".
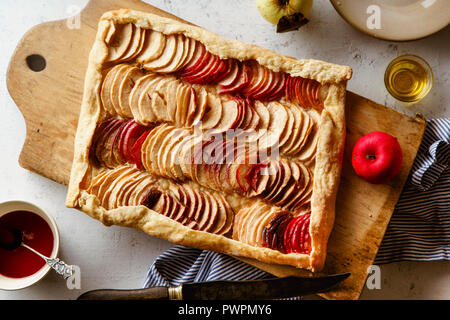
{"left": 143, "top": 119, "right": 450, "bottom": 288}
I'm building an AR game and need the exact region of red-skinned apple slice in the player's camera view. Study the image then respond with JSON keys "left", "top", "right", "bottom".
{"left": 183, "top": 53, "right": 220, "bottom": 84}
{"left": 252, "top": 68, "right": 277, "bottom": 100}
{"left": 131, "top": 129, "right": 151, "bottom": 169}
{"left": 219, "top": 62, "right": 250, "bottom": 94}
{"left": 178, "top": 44, "right": 207, "bottom": 77}
{"left": 218, "top": 60, "right": 239, "bottom": 87}
{"left": 202, "top": 194, "right": 219, "bottom": 233}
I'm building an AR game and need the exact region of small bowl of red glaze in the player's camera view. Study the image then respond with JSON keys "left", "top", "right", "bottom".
{"left": 0, "top": 200, "right": 60, "bottom": 290}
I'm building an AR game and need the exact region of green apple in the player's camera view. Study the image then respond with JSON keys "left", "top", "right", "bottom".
{"left": 256, "top": 0, "right": 313, "bottom": 25}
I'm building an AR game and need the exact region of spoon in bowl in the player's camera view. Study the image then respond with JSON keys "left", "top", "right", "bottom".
{"left": 0, "top": 227, "right": 74, "bottom": 279}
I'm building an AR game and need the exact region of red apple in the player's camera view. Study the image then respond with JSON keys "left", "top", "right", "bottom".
{"left": 352, "top": 131, "right": 403, "bottom": 184}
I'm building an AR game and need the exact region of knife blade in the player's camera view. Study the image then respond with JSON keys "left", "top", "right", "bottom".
{"left": 77, "top": 273, "right": 350, "bottom": 300}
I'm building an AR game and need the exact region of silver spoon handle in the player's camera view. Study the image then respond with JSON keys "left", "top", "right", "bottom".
{"left": 21, "top": 243, "right": 74, "bottom": 279}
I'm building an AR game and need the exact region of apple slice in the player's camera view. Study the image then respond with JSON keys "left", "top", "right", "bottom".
{"left": 96, "top": 166, "right": 133, "bottom": 208}
{"left": 280, "top": 102, "right": 303, "bottom": 155}
{"left": 200, "top": 193, "right": 219, "bottom": 233}
{"left": 120, "top": 26, "right": 145, "bottom": 62}
{"left": 199, "top": 93, "right": 223, "bottom": 130}
{"left": 128, "top": 175, "right": 157, "bottom": 207}
{"left": 253, "top": 69, "right": 277, "bottom": 101}
{"left": 119, "top": 120, "right": 149, "bottom": 163}
{"left": 178, "top": 43, "right": 208, "bottom": 77}
{"left": 118, "top": 66, "right": 145, "bottom": 118}
{"left": 167, "top": 130, "right": 192, "bottom": 180}
{"left": 117, "top": 172, "right": 147, "bottom": 207}
{"left": 106, "top": 23, "right": 134, "bottom": 62}
{"left": 155, "top": 34, "right": 187, "bottom": 73}
{"left": 177, "top": 38, "right": 199, "bottom": 71}
{"left": 254, "top": 208, "right": 278, "bottom": 247}
{"left": 137, "top": 76, "right": 166, "bottom": 124}
{"left": 129, "top": 73, "right": 158, "bottom": 124}
{"left": 173, "top": 83, "right": 190, "bottom": 126}
{"left": 265, "top": 72, "right": 286, "bottom": 101}
{"left": 94, "top": 120, "right": 123, "bottom": 166}
{"left": 141, "top": 188, "right": 163, "bottom": 210}
{"left": 257, "top": 102, "right": 288, "bottom": 152}
{"left": 249, "top": 66, "right": 273, "bottom": 100}
{"left": 213, "top": 195, "right": 234, "bottom": 236}
{"left": 218, "top": 62, "right": 250, "bottom": 94}
{"left": 143, "top": 34, "right": 177, "bottom": 71}
{"left": 218, "top": 60, "right": 239, "bottom": 87}
{"left": 110, "top": 65, "right": 133, "bottom": 116}
{"left": 265, "top": 160, "right": 292, "bottom": 202}
{"left": 210, "top": 98, "right": 240, "bottom": 133}
{"left": 115, "top": 171, "right": 148, "bottom": 207}
{"left": 135, "top": 30, "right": 166, "bottom": 64}
{"left": 278, "top": 104, "right": 295, "bottom": 150}
{"left": 286, "top": 107, "right": 313, "bottom": 156}
{"left": 183, "top": 53, "right": 219, "bottom": 84}
{"left": 101, "top": 65, "right": 125, "bottom": 115}
{"left": 296, "top": 109, "right": 320, "bottom": 162}
{"left": 284, "top": 163, "right": 311, "bottom": 211}
{"left": 149, "top": 77, "right": 174, "bottom": 122}
{"left": 148, "top": 124, "right": 174, "bottom": 175}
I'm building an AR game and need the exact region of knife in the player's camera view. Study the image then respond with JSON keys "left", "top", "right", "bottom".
{"left": 77, "top": 273, "right": 350, "bottom": 300}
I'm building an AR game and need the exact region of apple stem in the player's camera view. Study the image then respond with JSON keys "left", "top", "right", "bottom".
{"left": 366, "top": 154, "right": 377, "bottom": 160}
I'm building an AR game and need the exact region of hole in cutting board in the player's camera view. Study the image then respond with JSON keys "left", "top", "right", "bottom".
{"left": 26, "top": 54, "right": 46, "bottom": 72}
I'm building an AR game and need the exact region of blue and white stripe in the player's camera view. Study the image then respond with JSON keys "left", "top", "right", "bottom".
{"left": 144, "top": 119, "right": 450, "bottom": 287}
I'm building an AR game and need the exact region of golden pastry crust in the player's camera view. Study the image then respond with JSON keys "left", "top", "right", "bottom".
{"left": 66, "top": 9, "right": 349, "bottom": 272}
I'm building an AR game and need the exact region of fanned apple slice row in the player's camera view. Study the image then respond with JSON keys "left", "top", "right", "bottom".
{"left": 149, "top": 76, "right": 175, "bottom": 122}
{"left": 209, "top": 98, "right": 240, "bottom": 133}
{"left": 285, "top": 106, "right": 314, "bottom": 157}
{"left": 218, "top": 60, "right": 239, "bottom": 88}
{"left": 277, "top": 104, "right": 295, "bottom": 151}
{"left": 135, "top": 30, "right": 166, "bottom": 64}
{"left": 296, "top": 109, "right": 320, "bottom": 162}
{"left": 147, "top": 124, "right": 174, "bottom": 176}
{"left": 118, "top": 66, "right": 145, "bottom": 118}
{"left": 106, "top": 23, "right": 134, "bottom": 63}
{"left": 175, "top": 83, "right": 191, "bottom": 127}
{"left": 190, "top": 86, "right": 208, "bottom": 127}
{"left": 107, "top": 168, "right": 142, "bottom": 210}
{"left": 110, "top": 65, "right": 133, "bottom": 116}
{"left": 116, "top": 172, "right": 148, "bottom": 208}
{"left": 157, "top": 35, "right": 196, "bottom": 73}
{"left": 120, "top": 25, "right": 145, "bottom": 62}
{"left": 157, "top": 127, "right": 185, "bottom": 178}
{"left": 199, "top": 93, "right": 222, "bottom": 130}
{"left": 95, "top": 166, "right": 134, "bottom": 209}
{"left": 101, "top": 65, "right": 126, "bottom": 115}
{"left": 143, "top": 34, "right": 178, "bottom": 71}
{"left": 257, "top": 102, "right": 288, "bottom": 152}
{"left": 129, "top": 73, "right": 158, "bottom": 125}
{"left": 279, "top": 102, "right": 303, "bottom": 155}
{"left": 246, "top": 203, "right": 276, "bottom": 246}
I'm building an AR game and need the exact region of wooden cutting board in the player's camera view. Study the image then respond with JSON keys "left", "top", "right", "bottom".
{"left": 6, "top": 0, "right": 426, "bottom": 300}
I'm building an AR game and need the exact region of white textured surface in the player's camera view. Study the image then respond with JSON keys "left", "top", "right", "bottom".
{"left": 0, "top": 0, "right": 449, "bottom": 300}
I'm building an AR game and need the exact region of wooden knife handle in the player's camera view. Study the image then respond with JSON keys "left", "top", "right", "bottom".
{"left": 77, "top": 286, "right": 169, "bottom": 300}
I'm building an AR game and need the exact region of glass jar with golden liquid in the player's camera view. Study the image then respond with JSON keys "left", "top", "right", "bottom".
{"left": 384, "top": 54, "right": 433, "bottom": 103}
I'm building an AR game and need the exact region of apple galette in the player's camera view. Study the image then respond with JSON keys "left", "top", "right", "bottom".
{"left": 66, "top": 9, "right": 352, "bottom": 272}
